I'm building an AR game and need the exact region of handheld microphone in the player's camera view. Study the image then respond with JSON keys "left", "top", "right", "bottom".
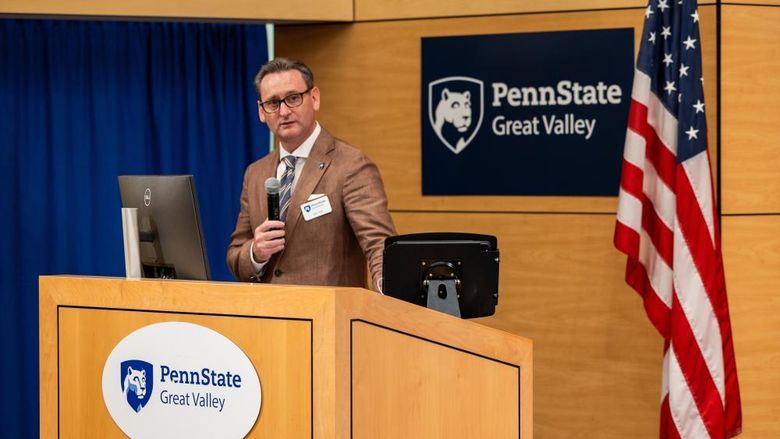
{"left": 265, "top": 177, "right": 281, "bottom": 221}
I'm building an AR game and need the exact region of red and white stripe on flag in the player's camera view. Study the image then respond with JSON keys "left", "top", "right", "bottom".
{"left": 614, "top": 2, "right": 742, "bottom": 438}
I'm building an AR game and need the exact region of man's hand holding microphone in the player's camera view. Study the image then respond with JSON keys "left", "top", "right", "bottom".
{"left": 252, "top": 177, "right": 286, "bottom": 263}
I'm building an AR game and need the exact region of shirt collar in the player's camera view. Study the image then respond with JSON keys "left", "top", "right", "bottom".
{"left": 279, "top": 122, "right": 320, "bottom": 160}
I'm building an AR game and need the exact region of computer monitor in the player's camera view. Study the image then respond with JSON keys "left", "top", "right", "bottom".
{"left": 118, "top": 175, "right": 210, "bottom": 280}
{"left": 382, "top": 233, "right": 499, "bottom": 319}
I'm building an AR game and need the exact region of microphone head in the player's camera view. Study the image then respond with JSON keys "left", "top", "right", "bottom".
{"left": 265, "top": 177, "right": 281, "bottom": 195}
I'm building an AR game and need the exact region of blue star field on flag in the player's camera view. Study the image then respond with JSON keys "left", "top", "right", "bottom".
{"left": 637, "top": 0, "right": 707, "bottom": 162}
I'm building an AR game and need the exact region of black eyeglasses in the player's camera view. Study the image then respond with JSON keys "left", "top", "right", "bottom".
{"left": 259, "top": 88, "right": 312, "bottom": 113}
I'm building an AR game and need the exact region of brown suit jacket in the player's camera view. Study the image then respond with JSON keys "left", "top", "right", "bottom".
{"left": 226, "top": 127, "right": 396, "bottom": 289}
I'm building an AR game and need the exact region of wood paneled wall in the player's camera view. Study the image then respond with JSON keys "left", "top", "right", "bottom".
{"left": 723, "top": 216, "right": 780, "bottom": 438}
{"left": 721, "top": 5, "right": 780, "bottom": 214}
{"left": 277, "top": 2, "right": 780, "bottom": 438}
{"left": 720, "top": 4, "right": 780, "bottom": 438}
{"left": 354, "top": 0, "right": 646, "bottom": 21}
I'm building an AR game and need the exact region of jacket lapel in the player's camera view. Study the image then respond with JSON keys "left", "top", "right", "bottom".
{"left": 283, "top": 129, "right": 335, "bottom": 239}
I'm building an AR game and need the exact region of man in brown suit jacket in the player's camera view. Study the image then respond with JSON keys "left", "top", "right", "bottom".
{"left": 226, "top": 58, "right": 396, "bottom": 290}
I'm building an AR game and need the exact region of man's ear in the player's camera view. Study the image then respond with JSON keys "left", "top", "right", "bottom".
{"left": 257, "top": 100, "right": 267, "bottom": 123}
{"left": 310, "top": 86, "right": 321, "bottom": 112}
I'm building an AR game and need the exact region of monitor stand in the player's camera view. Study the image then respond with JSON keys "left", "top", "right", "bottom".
{"left": 425, "top": 279, "right": 462, "bottom": 318}
{"left": 142, "top": 263, "right": 177, "bottom": 279}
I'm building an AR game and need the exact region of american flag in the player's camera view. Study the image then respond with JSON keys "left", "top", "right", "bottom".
{"left": 614, "top": 1, "right": 742, "bottom": 438}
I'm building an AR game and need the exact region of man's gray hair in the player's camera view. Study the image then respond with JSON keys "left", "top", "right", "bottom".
{"left": 254, "top": 57, "right": 315, "bottom": 100}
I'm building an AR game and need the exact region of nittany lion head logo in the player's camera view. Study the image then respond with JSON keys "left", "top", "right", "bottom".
{"left": 428, "top": 76, "right": 484, "bottom": 154}
{"left": 120, "top": 360, "right": 154, "bottom": 413}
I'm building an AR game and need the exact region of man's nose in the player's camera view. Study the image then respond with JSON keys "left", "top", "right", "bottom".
{"left": 279, "top": 102, "right": 292, "bottom": 116}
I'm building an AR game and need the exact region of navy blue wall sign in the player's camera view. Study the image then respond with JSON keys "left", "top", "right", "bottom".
{"left": 421, "top": 28, "right": 634, "bottom": 196}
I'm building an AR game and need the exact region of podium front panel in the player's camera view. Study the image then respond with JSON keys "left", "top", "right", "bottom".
{"left": 57, "top": 306, "right": 312, "bottom": 438}
{"left": 351, "top": 320, "right": 521, "bottom": 438}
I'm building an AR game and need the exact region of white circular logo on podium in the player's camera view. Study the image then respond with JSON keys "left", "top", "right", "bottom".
{"left": 102, "top": 322, "right": 261, "bottom": 439}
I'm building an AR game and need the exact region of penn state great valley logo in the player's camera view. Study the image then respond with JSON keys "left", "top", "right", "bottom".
{"left": 120, "top": 359, "right": 154, "bottom": 413}
{"left": 428, "top": 76, "right": 484, "bottom": 154}
{"left": 102, "top": 322, "right": 262, "bottom": 438}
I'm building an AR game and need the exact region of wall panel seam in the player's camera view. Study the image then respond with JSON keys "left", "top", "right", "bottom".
{"left": 721, "top": 2, "right": 780, "bottom": 7}
{"left": 391, "top": 211, "right": 780, "bottom": 217}
{"left": 717, "top": 0, "right": 722, "bottom": 219}
{"left": 353, "top": 6, "right": 643, "bottom": 24}
{"left": 352, "top": 3, "right": 718, "bottom": 23}
{"left": 722, "top": 213, "right": 780, "bottom": 217}
{"left": 390, "top": 209, "right": 618, "bottom": 216}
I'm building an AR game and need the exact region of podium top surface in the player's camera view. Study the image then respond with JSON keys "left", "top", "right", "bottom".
{"left": 40, "top": 275, "right": 531, "bottom": 365}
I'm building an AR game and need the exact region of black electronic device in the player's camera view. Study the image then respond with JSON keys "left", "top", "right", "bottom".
{"left": 118, "top": 175, "right": 210, "bottom": 280}
{"left": 382, "top": 233, "right": 499, "bottom": 318}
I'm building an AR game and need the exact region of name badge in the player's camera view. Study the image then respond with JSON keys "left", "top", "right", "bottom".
{"left": 300, "top": 195, "right": 332, "bottom": 221}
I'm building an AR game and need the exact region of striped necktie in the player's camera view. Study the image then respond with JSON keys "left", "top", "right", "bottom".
{"left": 279, "top": 156, "right": 297, "bottom": 221}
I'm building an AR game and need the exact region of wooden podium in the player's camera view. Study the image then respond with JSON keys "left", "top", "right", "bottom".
{"left": 40, "top": 276, "right": 532, "bottom": 438}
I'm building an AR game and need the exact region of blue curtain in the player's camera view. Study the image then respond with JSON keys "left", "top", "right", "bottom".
{"left": 0, "top": 19, "right": 269, "bottom": 436}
